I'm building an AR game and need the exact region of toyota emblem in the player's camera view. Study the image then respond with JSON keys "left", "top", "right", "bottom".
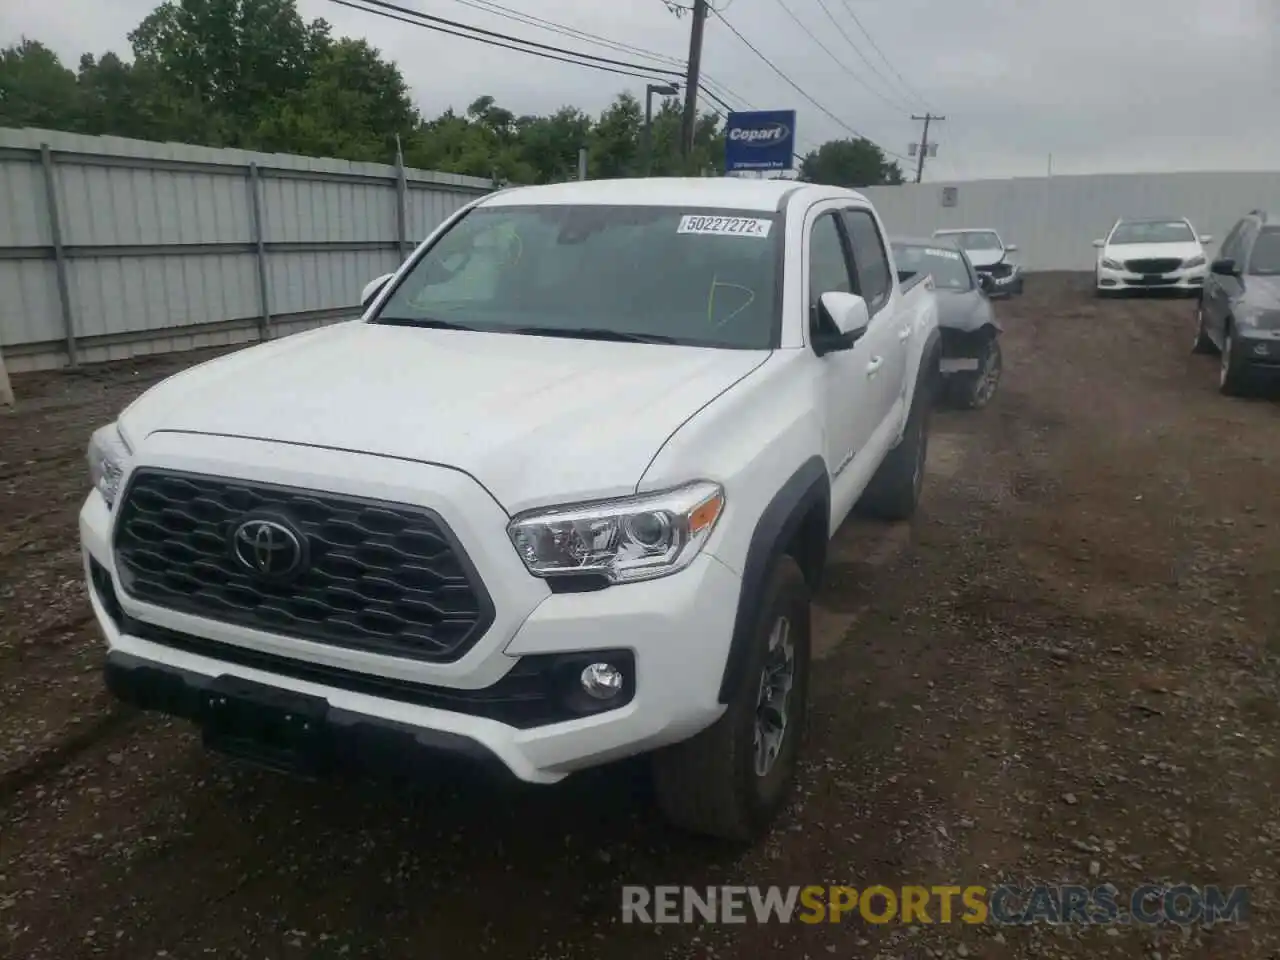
{"left": 230, "top": 517, "right": 306, "bottom": 578}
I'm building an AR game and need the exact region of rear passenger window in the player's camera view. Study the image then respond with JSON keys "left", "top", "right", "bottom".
{"left": 842, "top": 209, "right": 893, "bottom": 315}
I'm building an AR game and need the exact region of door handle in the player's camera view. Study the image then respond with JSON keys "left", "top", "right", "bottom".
{"left": 866, "top": 356, "right": 884, "bottom": 376}
{"left": 897, "top": 327, "right": 912, "bottom": 342}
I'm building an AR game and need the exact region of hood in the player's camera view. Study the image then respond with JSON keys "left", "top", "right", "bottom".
{"left": 119, "top": 321, "right": 769, "bottom": 514}
{"left": 963, "top": 249, "right": 1007, "bottom": 269}
{"left": 935, "top": 289, "right": 998, "bottom": 332}
{"left": 1102, "top": 241, "right": 1203, "bottom": 261}
{"left": 1241, "top": 274, "right": 1280, "bottom": 329}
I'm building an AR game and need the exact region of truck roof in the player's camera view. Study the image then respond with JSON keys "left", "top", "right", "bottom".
{"left": 479, "top": 177, "right": 866, "bottom": 212}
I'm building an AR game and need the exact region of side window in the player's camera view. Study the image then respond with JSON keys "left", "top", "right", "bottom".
{"left": 808, "top": 212, "right": 853, "bottom": 315}
{"left": 842, "top": 209, "right": 893, "bottom": 315}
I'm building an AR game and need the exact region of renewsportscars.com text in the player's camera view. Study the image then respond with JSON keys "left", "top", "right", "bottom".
{"left": 621, "top": 884, "right": 1249, "bottom": 926}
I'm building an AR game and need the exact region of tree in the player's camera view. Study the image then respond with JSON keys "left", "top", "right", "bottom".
{"left": 798, "top": 138, "right": 904, "bottom": 188}
{"left": 0, "top": 39, "right": 81, "bottom": 131}
{"left": 0, "top": 0, "right": 736, "bottom": 183}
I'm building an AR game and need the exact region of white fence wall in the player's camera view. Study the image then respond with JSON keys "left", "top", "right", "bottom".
{"left": 863, "top": 171, "right": 1280, "bottom": 271}
{"left": 0, "top": 128, "right": 494, "bottom": 372}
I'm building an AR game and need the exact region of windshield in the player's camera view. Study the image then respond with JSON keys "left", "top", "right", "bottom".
{"left": 892, "top": 243, "right": 972, "bottom": 291}
{"left": 371, "top": 204, "right": 781, "bottom": 349}
{"left": 1248, "top": 229, "right": 1280, "bottom": 275}
{"left": 1109, "top": 220, "right": 1194, "bottom": 245}
{"left": 940, "top": 231, "right": 1001, "bottom": 252}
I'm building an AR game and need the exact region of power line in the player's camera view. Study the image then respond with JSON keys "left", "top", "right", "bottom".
{"left": 436, "top": 0, "right": 756, "bottom": 110}
{"left": 836, "top": 0, "right": 934, "bottom": 111}
{"left": 809, "top": 0, "right": 916, "bottom": 111}
{"left": 335, "top": 0, "right": 746, "bottom": 132}
{"left": 711, "top": 6, "right": 910, "bottom": 161}
{"left": 443, "top": 0, "right": 686, "bottom": 67}
{"left": 330, "top": 0, "right": 684, "bottom": 81}
{"left": 772, "top": 0, "right": 913, "bottom": 113}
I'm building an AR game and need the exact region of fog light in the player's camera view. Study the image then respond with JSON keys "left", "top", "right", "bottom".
{"left": 580, "top": 662, "right": 625, "bottom": 699}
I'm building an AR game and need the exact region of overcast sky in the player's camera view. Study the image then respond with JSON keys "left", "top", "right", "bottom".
{"left": 4, "top": 0, "right": 1276, "bottom": 180}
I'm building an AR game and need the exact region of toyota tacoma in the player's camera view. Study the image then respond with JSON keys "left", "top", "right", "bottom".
{"left": 82, "top": 178, "right": 940, "bottom": 841}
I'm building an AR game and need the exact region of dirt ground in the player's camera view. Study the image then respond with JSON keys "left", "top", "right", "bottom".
{"left": 2, "top": 273, "right": 1278, "bottom": 959}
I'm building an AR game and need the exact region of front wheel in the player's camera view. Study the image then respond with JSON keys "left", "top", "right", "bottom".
{"left": 947, "top": 338, "right": 1002, "bottom": 409}
{"left": 651, "top": 557, "right": 811, "bottom": 842}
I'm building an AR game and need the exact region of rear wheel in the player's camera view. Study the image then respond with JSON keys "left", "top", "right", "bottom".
{"left": 1191, "top": 302, "right": 1216, "bottom": 355}
{"left": 651, "top": 558, "right": 811, "bottom": 842}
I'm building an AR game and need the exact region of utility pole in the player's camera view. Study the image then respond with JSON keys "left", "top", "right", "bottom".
{"left": 680, "top": 0, "right": 709, "bottom": 158}
{"left": 910, "top": 113, "right": 944, "bottom": 183}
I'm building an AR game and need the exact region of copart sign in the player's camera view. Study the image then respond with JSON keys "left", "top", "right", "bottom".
{"left": 724, "top": 110, "right": 797, "bottom": 172}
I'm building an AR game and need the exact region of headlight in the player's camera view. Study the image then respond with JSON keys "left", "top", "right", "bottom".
{"left": 1183, "top": 255, "right": 1206, "bottom": 268}
{"left": 1101, "top": 257, "right": 1124, "bottom": 271}
{"left": 507, "top": 481, "right": 725, "bottom": 584}
{"left": 87, "top": 423, "right": 131, "bottom": 507}
{"left": 1234, "top": 310, "right": 1262, "bottom": 328}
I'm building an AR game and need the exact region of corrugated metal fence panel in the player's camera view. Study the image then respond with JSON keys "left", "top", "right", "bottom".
{"left": 406, "top": 186, "right": 477, "bottom": 242}
{"left": 268, "top": 249, "right": 402, "bottom": 315}
{"left": 864, "top": 171, "right": 1280, "bottom": 271}
{"left": 260, "top": 174, "right": 399, "bottom": 244}
{"left": 0, "top": 126, "right": 493, "bottom": 362}
{"left": 0, "top": 155, "right": 50, "bottom": 247}
{"left": 0, "top": 262, "right": 60, "bottom": 346}
{"left": 56, "top": 162, "right": 252, "bottom": 246}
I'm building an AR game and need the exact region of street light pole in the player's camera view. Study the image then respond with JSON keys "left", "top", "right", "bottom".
{"left": 643, "top": 82, "right": 680, "bottom": 176}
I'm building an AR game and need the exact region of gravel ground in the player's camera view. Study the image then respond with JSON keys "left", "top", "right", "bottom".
{"left": 1, "top": 273, "right": 1278, "bottom": 958}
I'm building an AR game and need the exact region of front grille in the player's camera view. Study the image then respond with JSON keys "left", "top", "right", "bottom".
{"left": 1127, "top": 276, "right": 1177, "bottom": 287}
{"left": 113, "top": 469, "right": 494, "bottom": 662}
{"left": 977, "top": 262, "right": 1012, "bottom": 278}
{"left": 1124, "top": 258, "right": 1182, "bottom": 274}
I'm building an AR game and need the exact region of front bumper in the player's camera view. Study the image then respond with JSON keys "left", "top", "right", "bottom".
{"left": 80, "top": 435, "right": 744, "bottom": 785}
{"left": 1234, "top": 327, "right": 1280, "bottom": 371}
{"left": 1096, "top": 262, "right": 1206, "bottom": 291}
{"left": 978, "top": 266, "right": 1023, "bottom": 297}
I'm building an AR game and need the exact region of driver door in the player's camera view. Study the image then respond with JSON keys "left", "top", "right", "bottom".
{"left": 806, "top": 208, "right": 877, "bottom": 514}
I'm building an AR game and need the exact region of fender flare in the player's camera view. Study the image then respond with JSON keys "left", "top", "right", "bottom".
{"left": 911, "top": 325, "right": 944, "bottom": 410}
{"left": 716, "top": 455, "right": 830, "bottom": 703}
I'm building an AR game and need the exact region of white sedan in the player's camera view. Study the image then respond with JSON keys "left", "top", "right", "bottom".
{"left": 1093, "top": 217, "right": 1212, "bottom": 296}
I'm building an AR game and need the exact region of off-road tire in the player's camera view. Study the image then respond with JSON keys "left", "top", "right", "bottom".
{"left": 651, "top": 557, "right": 811, "bottom": 843}
{"left": 855, "top": 384, "right": 931, "bottom": 521}
{"left": 1191, "top": 301, "right": 1217, "bottom": 355}
{"left": 946, "top": 338, "right": 1002, "bottom": 410}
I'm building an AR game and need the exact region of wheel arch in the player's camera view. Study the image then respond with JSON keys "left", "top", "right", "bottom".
{"left": 717, "top": 456, "right": 829, "bottom": 704}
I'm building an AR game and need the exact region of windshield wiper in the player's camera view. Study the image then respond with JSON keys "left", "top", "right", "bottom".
{"left": 373, "top": 315, "right": 486, "bottom": 331}
{"left": 505, "top": 326, "right": 679, "bottom": 345}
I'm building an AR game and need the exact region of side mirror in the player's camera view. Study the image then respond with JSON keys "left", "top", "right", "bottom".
{"left": 1199, "top": 234, "right": 1213, "bottom": 244}
{"left": 813, "top": 291, "right": 870, "bottom": 355}
{"left": 1210, "top": 258, "right": 1240, "bottom": 277}
{"left": 361, "top": 273, "right": 394, "bottom": 309}
{"left": 978, "top": 274, "right": 994, "bottom": 293}
{"left": 1092, "top": 239, "right": 1105, "bottom": 248}
{"left": 1004, "top": 243, "right": 1018, "bottom": 253}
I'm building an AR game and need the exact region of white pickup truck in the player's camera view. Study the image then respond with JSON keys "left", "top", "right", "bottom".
{"left": 81, "top": 178, "right": 940, "bottom": 841}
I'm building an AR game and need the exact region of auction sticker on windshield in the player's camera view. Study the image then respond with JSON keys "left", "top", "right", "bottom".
{"left": 925, "top": 247, "right": 962, "bottom": 260}
{"left": 678, "top": 215, "right": 773, "bottom": 238}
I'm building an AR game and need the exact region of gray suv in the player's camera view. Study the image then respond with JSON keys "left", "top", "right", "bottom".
{"left": 1193, "top": 209, "right": 1280, "bottom": 395}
